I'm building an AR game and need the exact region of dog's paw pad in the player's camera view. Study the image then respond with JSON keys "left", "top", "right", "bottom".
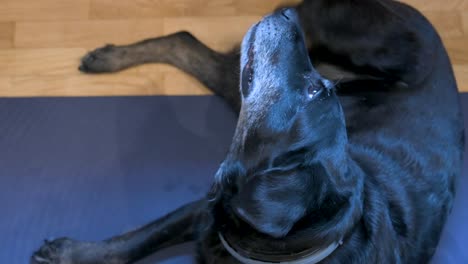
{"left": 30, "top": 238, "right": 75, "bottom": 264}
{"left": 79, "top": 44, "right": 124, "bottom": 73}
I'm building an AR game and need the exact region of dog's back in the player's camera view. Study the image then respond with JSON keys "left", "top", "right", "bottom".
{"left": 327, "top": 1, "right": 465, "bottom": 261}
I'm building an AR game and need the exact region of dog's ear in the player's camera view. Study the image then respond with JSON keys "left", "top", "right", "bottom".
{"left": 231, "top": 167, "right": 317, "bottom": 238}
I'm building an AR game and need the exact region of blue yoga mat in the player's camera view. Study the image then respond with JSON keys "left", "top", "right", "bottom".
{"left": 0, "top": 95, "right": 467, "bottom": 264}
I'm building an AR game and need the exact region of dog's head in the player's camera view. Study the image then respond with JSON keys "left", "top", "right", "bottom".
{"left": 214, "top": 9, "right": 350, "bottom": 239}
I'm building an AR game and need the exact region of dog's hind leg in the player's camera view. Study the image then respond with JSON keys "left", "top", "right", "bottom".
{"left": 31, "top": 199, "right": 209, "bottom": 264}
{"left": 296, "top": 0, "right": 435, "bottom": 85}
{"left": 80, "top": 31, "right": 241, "bottom": 111}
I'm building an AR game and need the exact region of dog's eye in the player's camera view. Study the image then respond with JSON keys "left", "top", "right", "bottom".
{"left": 248, "top": 68, "right": 254, "bottom": 86}
{"left": 307, "top": 85, "right": 323, "bottom": 99}
{"left": 242, "top": 63, "right": 254, "bottom": 95}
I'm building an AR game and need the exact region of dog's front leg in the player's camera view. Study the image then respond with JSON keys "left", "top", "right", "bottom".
{"left": 31, "top": 199, "right": 209, "bottom": 264}
{"left": 79, "top": 31, "right": 241, "bottom": 112}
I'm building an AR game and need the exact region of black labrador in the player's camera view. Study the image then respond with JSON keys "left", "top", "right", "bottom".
{"left": 31, "top": 0, "right": 465, "bottom": 263}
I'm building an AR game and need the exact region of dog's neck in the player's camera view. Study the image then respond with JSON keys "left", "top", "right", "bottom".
{"left": 212, "top": 156, "right": 364, "bottom": 264}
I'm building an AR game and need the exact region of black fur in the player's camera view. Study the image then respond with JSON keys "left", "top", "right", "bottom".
{"left": 31, "top": 0, "right": 464, "bottom": 263}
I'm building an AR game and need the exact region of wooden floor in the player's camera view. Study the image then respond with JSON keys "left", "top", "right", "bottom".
{"left": 0, "top": 0, "right": 467, "bottom": 97}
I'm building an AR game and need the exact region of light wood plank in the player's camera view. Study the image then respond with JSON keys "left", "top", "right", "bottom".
{"left": 0, "top": 49, "right": 84, "bottom": 76}
{"left": 0, "top": 0, "right": 89, "bottom": 22}
{"left": 15, "top": 19, "right": 163, "bottom": 49}
{"left": 424, "top": 12, "right": 464, "bottom": 38}
{"left": 0, "top": 48, "right": 206, "bottom": 96}
{"left": 0, "top": 77, "right": 11, "bottom": 92}
{"left": 163, "top": 16, "right": 260, "bottom": 52}
{"left": 3, "top": 73, "right": 163, "bottom": 97}
{"left": 90, "top": 0, "right": 238, "bottom": 19}
{"left": 443, "top": 37, "right": 468, "bottom": 65}
{"left": 0, "top": 22, "right": 15, "bottom": 48}
{"left": 234, "top": 0, "right": 301, "bottom": 15}
{"left": 403, "top": 0, "right": 466, "bottom": 11}
{"left": 461, "top": 11, "right": 468, "bottom": 33}
{"left": 0, "top": 70, "right": 213, "bottom": 97}
{"left": 163, "top": 68, "right": 211, "bottom": 95}
{"left": 454, "top": 65, "right": 468, "bottom": 91}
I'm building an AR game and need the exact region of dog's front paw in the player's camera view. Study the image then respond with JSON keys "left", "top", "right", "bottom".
{"left": 31, "top": 238, "right": 90, "bottom": 264}
{"left": 79, "top": 44, "right": 126, "bottom": 73}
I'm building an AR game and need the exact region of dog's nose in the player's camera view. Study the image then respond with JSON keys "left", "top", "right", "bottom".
{"left": 281, "top": 8, "right": 296, "bottom": 21}
{"left": 281, "top": 8, "right": 291, "bottom": 20}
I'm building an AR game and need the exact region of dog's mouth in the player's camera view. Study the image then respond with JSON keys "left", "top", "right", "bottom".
{"left": 241, "top": 23, "right": 259, "bottom": 95}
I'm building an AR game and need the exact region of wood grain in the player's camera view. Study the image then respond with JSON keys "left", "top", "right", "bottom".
{"left": 0, "top": 49, "right": 84, "bottom": 76}
{"left": 403, "top": 0, "right": 466, "bottom": 11}
{"left": 90, "top": 0, "right": 238, "bottom": 19}
{"left": 0, "top": 22, "right": 14, "bottom": 49}
{"left": 0, "top": 0, "right": 89, "bottom": 22}
{"left": 163, "top": 16, "right": 260, "bottom": 52}
{"left": 15, "top": 19, "right": 164, "bottom": 49}
{"left": 6, "top": 73, "right": 163, "bottom": 97}
{"left": 0, "top": 0, "right": 467, "bottom": 97}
